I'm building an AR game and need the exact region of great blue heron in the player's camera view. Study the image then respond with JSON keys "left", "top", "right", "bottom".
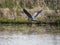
{"left": 23, "top": 8, "right": 42, "bottom": 21}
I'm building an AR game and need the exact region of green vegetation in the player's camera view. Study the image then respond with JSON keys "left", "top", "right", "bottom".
{"left": 45, "top": 0, "right": 60, "bottom": 10}
{"left": 0, "top": 0, "right": 60, "bottom": 24}
{"left": 0, "top": 17, "right": 42, "bottom": 24}
{"left": 0, "top": 17, "right": 60, "bottom": 24}
{"left": 0, "top": 17, "right": 27, "bottom": 23}
{"left": 0, "top": 0, "right": 41, "bottom": 9}
{"left": 0, "top": 0, "right": 16, "bottom": 8}
{"left": 0, "top": 0, "right": 43, "bottom": 23}
{"left": 0, "top": 0, "right": 19, "bottom": 9}
{"left": 57, "top": 17, "right": 60, "bottom": 23}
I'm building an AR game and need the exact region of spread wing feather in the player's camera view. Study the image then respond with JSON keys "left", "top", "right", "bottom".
{"left": 32, "top": 10, "right": 42, "bottom": 18}
{"left": 23, "top": 9, "right": 32, "bottom": 18}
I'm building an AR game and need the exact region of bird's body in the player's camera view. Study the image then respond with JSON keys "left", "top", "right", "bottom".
{"left": 23, "top": 8, "right": 42, "bottom": 21}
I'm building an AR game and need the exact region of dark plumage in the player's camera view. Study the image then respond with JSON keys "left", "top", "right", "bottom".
{"left": 23, "top": 8, "right": 42, "bottom": 21}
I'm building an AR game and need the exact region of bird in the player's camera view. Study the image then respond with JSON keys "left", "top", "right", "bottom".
{"left": 23, "top": 8, "right": 42, "bottom": 21}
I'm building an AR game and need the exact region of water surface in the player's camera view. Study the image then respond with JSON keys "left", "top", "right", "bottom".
{"left": 0, "top": 24, "right": 60, "bottom": 45}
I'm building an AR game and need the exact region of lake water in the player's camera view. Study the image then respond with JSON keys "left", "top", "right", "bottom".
{"left": 0, "top": 34, "right": 60, "bottom": 45}
{"left": 0, "top": 24, "right": 60, "bottom": 45}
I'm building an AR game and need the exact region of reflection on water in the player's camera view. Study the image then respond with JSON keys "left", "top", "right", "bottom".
{"left": 0, "top": 24, "right": 59, "bottom": 34}
{"left": 0, "top": 24, "right": 60, "bottom": 45}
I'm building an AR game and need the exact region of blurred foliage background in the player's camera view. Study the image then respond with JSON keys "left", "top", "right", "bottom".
{"left": 0, "top": 0, "right": 60, "bottom": 9}
{"left": 0, "top": 0, "right": 60, "bottom": 23}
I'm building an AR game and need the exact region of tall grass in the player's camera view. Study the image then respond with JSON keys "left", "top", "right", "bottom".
{"left": 44, "top": 0, "right": 60, "bottom": 10}
{"left": 0, "top": 0, "right": 44, "bottom": 9}
{"left": 0, "top": 0, "right": 60, "bottom": 23}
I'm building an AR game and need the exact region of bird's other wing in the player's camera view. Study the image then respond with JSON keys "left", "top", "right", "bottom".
{"left": 23, "top": 9, "right": 32, "bottom": 18}
{"left": 32, "top": 10, "right": 42, "bottom": 18}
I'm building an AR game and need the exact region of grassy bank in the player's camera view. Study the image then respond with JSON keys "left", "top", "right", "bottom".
{"left": 0, "top": 0, "right": 60, "bottom": 24}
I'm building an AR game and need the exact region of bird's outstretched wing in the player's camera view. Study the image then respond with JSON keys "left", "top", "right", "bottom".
{"left": 32, "top": 10, "right": 42, "bottom": 18}
{"left": 23, "top": 9, "right": 32, "bottom": 18}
